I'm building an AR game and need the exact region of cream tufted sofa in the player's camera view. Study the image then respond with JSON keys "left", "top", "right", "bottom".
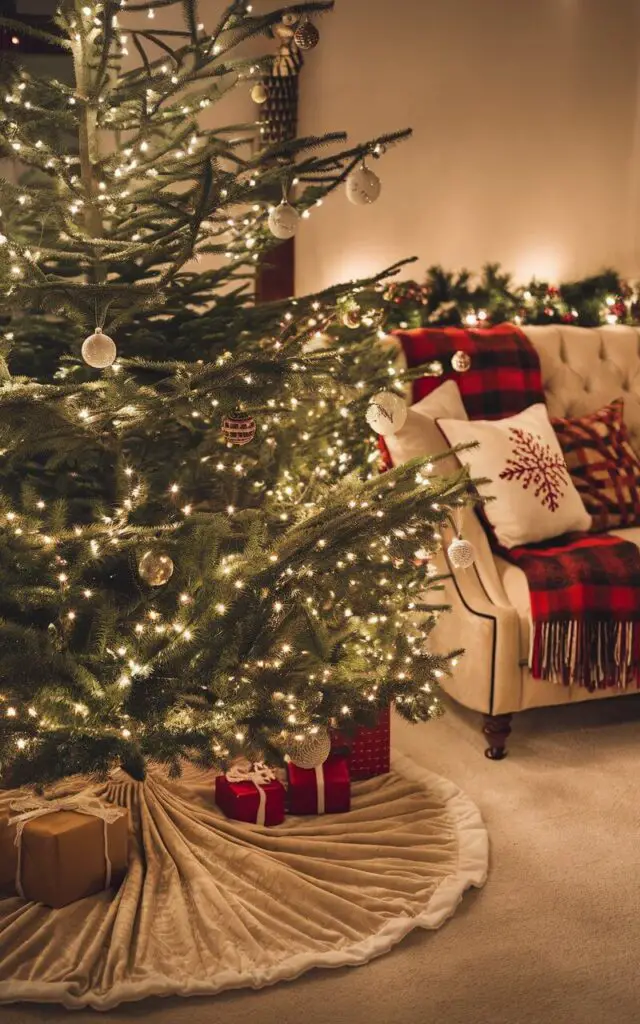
{"left": 421, "top": 325, "right": 640, "bottom": 758}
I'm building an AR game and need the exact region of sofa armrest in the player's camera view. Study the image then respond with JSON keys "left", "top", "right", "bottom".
{"left": 421, "top": 515, "right": 522, "bottom": 715}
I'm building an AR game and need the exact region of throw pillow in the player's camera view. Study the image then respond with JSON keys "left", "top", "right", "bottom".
{"left": 384, "top": 380, "right": 468, "bottom": 474}
{"left": 552, "top": 399, "right": 640, "bottom": 533}
{"left": 437, "top": 403, "right": 592, "bottom": 548}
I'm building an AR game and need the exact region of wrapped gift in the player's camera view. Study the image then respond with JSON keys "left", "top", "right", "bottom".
{"left": 215, "top": 762, "right": 285, "bottom": 826}
{"left": 0, "top": 794, "right": 129, "bottom": 908}
{"left": 331, "top": 705, "right": 391, "bottom": 779}
{"left": 287, "top": 756, "right": 350, "bottom": 815}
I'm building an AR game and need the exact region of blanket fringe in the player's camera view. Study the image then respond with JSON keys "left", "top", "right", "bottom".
{"left": 531, "top": 619, "right": 640, "bottom": 690}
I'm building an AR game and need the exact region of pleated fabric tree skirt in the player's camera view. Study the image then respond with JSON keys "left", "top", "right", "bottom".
{"left": 0, "top": 751, "right": 488, "bottom": 1010}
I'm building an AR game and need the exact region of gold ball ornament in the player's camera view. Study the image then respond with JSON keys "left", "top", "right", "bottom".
{"left": 138, "top": 550, "right": 174, "bottom": 587}
{"left": 451, "top": 350, "right": 472, "bottom": 373}
{"left": 289, "top": 729, "right": 331, "bottom": 769}
{"left": 294, "top": 18, "right": 320, "bottom": 50}
{"left": 365, "top": 391, "right": 408, "bottom": 436}
{"left": 342, "top": 306, "right": 362, "bottom": 329}
{"left": 222, "top": 414, "right": 256, "bottom": 446}
{"left": 250, "top": 82, "right": 267, "bottom": 104}
{"left": 447, "top": 537, "right": 476, "bottom": 570}
{"left": 81, "top": 328, "right": 117, "bottom": 369}
{"left": 346, "top": 163, "right": 381, "bottom": 206}
{"left": 268, "top": 201, "right": 299, "bottom": 240}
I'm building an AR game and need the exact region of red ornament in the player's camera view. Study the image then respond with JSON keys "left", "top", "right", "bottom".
{"left": 222, "top": 414, "right": 256, "bottom": 446}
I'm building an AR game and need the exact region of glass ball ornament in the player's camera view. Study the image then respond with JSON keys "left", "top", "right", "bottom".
{"left": 289, "top": 729, "right": 331, "bottom": 769}
{"left": 346, "top": 163, "right": 381, "bottom": 206}
{"left": 451, "top": 350, "right": 472, "bottom": 373}
{"left": 138, "top": 550, "right": 174, "bottom": 587}
{"left": 342, "top": 306, "right": 362, "bottom": 329}
{"left": 268, "top": 201, "right": 299, "bottom": 240}
{"left": 81, "top": 328, "right": 117, "bottom": 369}
{"left": 447, "top": 537, "right": 476, "bottom": 570}
{"left": 294, "top": 18, "right": 320, "bottom": 50}
{"left": 251, "top": 82, "right": 267, "bottom": 104}
{"left": 222, "top": 414, "right": 256, "bottom": 446}
{"left": 365, "top": 391, "right": 408, "bottom": 436}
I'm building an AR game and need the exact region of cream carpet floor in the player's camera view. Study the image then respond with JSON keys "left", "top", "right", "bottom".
{"left": 4, "top": 694, "right": 640, "bottom": 1024}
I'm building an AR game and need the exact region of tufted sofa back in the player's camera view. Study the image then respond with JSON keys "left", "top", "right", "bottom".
{"left": 522, "top": 325, "right": 640, "bottom": 452}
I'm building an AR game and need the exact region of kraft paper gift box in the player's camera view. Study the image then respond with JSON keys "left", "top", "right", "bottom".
{"left": 0, "top": 799, "right": 129, "bottom": 908}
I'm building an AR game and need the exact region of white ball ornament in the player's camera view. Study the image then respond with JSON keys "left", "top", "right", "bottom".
{"left": 289, "top": 729, "right": 331, "bottom": 769}
{"left": 81, "top": 328, "right": 117, "bottom": 369}
{"left": 447, "top": 537, "right": 476, "bottom": 570}
{"left": 268, "top": 202, "right": 298, "bottom": 240}
{"left": 365, "top": 391, "right": 408, "bottom": 436}
{"left": 138, "top": 550, "right": 174, "bottom": 587}
{"left": 451, "top": 350, "right": 472, "bottom": 373}
{"left": 251, "top": 82, "right": 267, "bottom": 104}
{"left": 346, "top": 163, "right": 381, "bottom": 206}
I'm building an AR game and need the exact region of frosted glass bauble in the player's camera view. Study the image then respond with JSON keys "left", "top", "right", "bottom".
{"left": 346, "top": 164, "right": 381, "bottom": 206}
{"left": 81, "top": 329, "right": 117, "bottom": 368}
{"left": 365, "top": 391, "right": 408, "bottom": 436}
{"left": 268, "top": 202, "right": 298, "bottom": 240}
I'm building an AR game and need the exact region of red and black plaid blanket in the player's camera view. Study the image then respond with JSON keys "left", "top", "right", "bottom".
{"left": 391, "top": 323, "right": 640, "bottom": 689}
{"left": 502, "top": 534, "right": 640, "bottom": 690}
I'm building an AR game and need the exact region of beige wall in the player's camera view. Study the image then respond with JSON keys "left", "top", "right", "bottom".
{"left": 296, "top": 0, "right": 640, "bottom": 294}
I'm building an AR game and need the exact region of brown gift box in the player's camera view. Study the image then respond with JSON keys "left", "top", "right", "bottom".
{"left": 0, "top": 806, "right": 129, "bottom": 908}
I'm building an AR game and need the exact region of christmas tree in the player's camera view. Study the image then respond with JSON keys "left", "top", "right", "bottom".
{"left": 0, "top": 0, "right": 476, "bottom": 787}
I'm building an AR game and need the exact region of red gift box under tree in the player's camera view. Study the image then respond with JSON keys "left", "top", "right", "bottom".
{"left": 215, "top": 763, "right": 285, "bottom": 826}
{"left": 287, "top": 756, "right": 351, "bottom": 815}
{"left": 331, "top": 706, "right": 391, "bottom": 779}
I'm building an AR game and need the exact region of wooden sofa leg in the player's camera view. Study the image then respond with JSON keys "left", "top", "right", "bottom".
{"left": 482, "top": 713, "right": 512, "bottom": 760}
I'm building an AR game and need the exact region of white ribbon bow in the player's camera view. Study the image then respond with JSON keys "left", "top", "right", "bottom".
{"left": 225, "top": 761, "right": 275, "bottom": 826}
{"left": 9, "top": 794, "right": 127, "bottom": 899}
{"left": 314, "top": 765, "right": 326, "bottom": 814}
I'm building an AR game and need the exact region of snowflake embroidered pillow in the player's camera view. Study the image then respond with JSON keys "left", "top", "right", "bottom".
{"left": 437, "top": 404, "right": 592, "bottom": 548}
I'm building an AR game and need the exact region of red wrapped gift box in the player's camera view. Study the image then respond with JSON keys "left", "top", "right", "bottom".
{"left": 287, "top": 756, "right": 350, "bottom": 815}
{"left": 331, "top": 705, "right": 391, "bottom": 779}
{"left": 215, "top": 772, "right": 285, "bottom": 826}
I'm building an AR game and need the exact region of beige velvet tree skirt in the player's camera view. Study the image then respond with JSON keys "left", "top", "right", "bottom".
{"left": 0, "top": 751, "right": 488, "bottom": 1009}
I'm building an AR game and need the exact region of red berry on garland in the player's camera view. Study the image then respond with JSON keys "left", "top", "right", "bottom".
{"left": 222, "top": 414, "right": 256, "bottom": 446}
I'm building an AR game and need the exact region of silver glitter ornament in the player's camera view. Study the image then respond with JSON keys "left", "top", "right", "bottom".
{"left": 447, "top": 537, "right": 476, "bottom": 570}
{"left": 289, "top": 729, "right": 331, "bottom": 769}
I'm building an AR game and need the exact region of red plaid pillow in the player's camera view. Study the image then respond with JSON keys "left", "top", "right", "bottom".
{"left": 552, "top": 399, "right": 640, "bottom": 533}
